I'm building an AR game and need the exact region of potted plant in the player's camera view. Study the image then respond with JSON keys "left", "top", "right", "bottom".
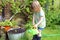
{"left": 0, "top": 20, "right": 26, "bottom": 40}
{"left": 0, "top": 20, "right": 18, "bottom": 31}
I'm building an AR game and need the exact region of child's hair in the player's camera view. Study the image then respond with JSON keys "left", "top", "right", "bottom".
{"left": 31, "top": 0, "right": 41, "bottom": 12}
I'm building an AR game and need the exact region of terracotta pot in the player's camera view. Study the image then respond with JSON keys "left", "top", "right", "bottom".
{"left": 4, "top": 26, "right": 11, "bottom": 32}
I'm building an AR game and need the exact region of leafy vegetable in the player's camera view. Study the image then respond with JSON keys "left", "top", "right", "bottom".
{"left": 0, "top": 20, "right": 17, "bottom": 27}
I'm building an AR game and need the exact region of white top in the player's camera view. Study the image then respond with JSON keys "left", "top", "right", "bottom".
{"left": 33, "top": 8, "right": 46, "bottom": 28}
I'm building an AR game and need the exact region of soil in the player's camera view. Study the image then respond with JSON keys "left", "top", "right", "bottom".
{"left": 8, "top": 28, "right": 26, "bottom": 34}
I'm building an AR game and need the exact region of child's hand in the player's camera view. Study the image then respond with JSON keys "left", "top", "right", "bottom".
{"left": 33, "top": 25, "right": 37, "bottom": 29}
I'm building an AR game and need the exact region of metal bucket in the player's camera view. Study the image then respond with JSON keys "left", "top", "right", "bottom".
{"left": 7, "top": 28, "right": 25, "bottom": 40}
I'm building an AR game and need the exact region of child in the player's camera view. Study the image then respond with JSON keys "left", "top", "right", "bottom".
{"left": 31, "top": 0, "right": 46, "bottom": 40}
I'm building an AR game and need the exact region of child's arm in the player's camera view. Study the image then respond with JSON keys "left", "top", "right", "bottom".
{"left": 33, "top": 14, "right": 38, "bottom": 29}
{"left": 33, "top": 14, "right": 35, "bottom": 25}
{"left": 35, "top": 16, "right": 43, "bottom": 27}
{"left": 34, "top": 8, "right": 45, "bottom": 28}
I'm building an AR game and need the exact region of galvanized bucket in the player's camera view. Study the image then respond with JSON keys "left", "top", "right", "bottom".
{"left": 7, "top": 28, "right": 25, "bottom": 40}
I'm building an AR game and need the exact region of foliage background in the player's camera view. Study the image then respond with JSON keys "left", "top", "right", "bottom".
{"left": 0, "top": 0, "right": 60, "bottom": 28}
{"left": 0, "top": 0, "right": 60, "bottom": 40}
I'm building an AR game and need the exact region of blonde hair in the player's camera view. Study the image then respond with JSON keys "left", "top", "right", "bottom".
{"left": 31, "top": 0, "right": 41, "bottom": 12}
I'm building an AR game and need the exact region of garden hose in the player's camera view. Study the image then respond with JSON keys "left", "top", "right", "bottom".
{"left": 42, "top": 34, "right": 60, "bottom": 37}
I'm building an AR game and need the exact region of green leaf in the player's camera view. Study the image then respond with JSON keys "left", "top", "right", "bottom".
{"left": 26, "top": 7, "right": 30, "bottom": 13}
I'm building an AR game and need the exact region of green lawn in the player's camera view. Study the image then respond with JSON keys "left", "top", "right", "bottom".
{"left": 42, "top": 27, "right": 60, "bottom": 40}
{"left": 0, "top": 27, "right": 60, "bottom": 40}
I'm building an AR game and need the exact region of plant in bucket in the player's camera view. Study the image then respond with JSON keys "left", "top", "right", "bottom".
{"left": 0, "top": 20, "right": 18, "bottom": 40}
{"left": 1, "top": 20, "right": 26, "bottom": 40}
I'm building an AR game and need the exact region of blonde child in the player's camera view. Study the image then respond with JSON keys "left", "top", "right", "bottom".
{"left": 31, "top": 0, "right": 46, "bottom": 40}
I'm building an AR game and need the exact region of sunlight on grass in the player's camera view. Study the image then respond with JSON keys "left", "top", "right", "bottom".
{"left": 42, "top": 27, "right": 60, "bottom": 40}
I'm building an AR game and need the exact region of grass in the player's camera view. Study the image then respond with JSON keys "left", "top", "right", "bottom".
{"left": 0, "top": 27, "right": 60, "bottom": 40}
{"left": 42, "top": 27, "right": 60, "bottom": 40}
